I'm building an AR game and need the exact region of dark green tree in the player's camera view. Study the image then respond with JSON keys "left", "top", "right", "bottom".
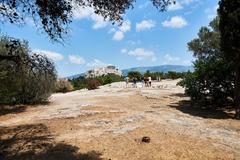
{"left": 144, "top": 70, "right": 152, "bottom": 77}
{"left": 179, "top": 17, "right": 235, "bottom": 108}
{"left": 127, "top": 71, "right": 142, "bottom": 80}
{"left": 219, "top": 0, "right": 240, "bottom": 118}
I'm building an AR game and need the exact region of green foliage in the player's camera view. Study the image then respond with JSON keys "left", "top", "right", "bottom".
{"left": 143, "top": 70, "right": 152, "bottom": 77}
{"left": 70, "top": 74, "right": 123, "bottom": 90}
{"left": 127, "top": 71, "right": 142, "bottom": 80}
{"left": 0, "top": 36, "right": 57, "bottom": 104}
{"left": 87, "top": 79, "right": 101, "bottom": 90}
{"left": 164, "top": 71, "right": 185, "bottom": 79}
{"left": 219, "top": 0, "right": 240, "bottom": 118}
{"left": 142, "top": 70, "right": 185, "bottom": 80}
{"left": 70, "top": 76, "right": 88, "bottom": 90}
{"left": 179, "top": 17, "right": 235, "bottom": 108}
{"left": 55, "top": 79, "right": 74, "bottom": 93}
{"left": 97, "top": 73, "right": 123, "bottom": 85}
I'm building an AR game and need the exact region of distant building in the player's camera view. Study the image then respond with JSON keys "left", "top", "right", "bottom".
{"left": 85, "top": 66, "right": 122, "bottom": 78}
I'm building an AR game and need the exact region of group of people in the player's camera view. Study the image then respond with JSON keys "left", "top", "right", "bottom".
{"left": 125, "top": 76, "right": 153, "bottom": 88}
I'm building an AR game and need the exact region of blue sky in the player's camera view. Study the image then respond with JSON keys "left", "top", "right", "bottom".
{"left": 0, "top": 0, "right": 219, "bottom": 77}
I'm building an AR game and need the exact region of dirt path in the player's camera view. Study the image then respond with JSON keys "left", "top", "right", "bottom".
{"left": 1, "top": 80, "right": 240, "bottom": 160}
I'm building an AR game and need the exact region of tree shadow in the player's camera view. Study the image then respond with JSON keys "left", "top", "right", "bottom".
{"left": 0, "top": 105, "right": 27, "bottom": 116}
{"left": 0, "top": 124, "right": 102, "bottom": 160}
{"left": 168, "top": 94, "right": 235, "bottom": 119}
{"left": 0, "top": 101, "right": 52, "bottom": 117}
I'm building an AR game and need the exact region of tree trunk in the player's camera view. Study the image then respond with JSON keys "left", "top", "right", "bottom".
{"left": 235, "top": 65, "right": 240, "bottom": 119}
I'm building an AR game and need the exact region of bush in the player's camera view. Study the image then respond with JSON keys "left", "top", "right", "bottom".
{"left": 87, "top": 79, "right": 101, "bottom": 90}
{"left": 70, "top": 74, "right": 123, "bottom": 90}
{"left": 99, "top": 73, "right": 123, "bottom": 85}
{"left": 55, "top": 79, "right": 74, "bottom": 93}
{"left": 0, "top": 36, "right": 57, "bottom": 104}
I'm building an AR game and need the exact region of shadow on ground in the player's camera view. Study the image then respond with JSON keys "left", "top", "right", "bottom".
{"left": 0, "top": 105, "right": 27, "bottom": 116}
{"left": 0, "top": 124, "right": 102, "bottom": 160}
{"left": 168, "top": 93, "right": 235, "bottom": 119}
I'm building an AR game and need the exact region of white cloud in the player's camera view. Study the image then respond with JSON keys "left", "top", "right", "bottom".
{"left": 167, "top": 1, "right": 183, "bottom": 11}
{"left": 33, "top": 50, "right": 64, "bottom": 61}
{"left": 162, "top": 16, "right": 187, "bottom": 28}
{"left": 180, "top": 0, "right": 197, "bottom": 5}
{"left": 119, "top": 20, "right": 131, "bottom": 32}
{"left": 113, "top": 31, "right": 124, "bottom": 41}
{"left": 163, "top": 54, "right": 191, "bottom": 65}
{"left": 127, "top": 40, "right": 141, "bottom": 45}
{"left": 127, "top": 48, "right": 156, "bottom": 61}
{"left": 121, "top": 48, "right": 127, "bottom": 53}
{"left": 91, "top": 14, "right": 108, "bottom": 29}
{"left": 205, "top": 5, "right": 218, "bottom": 20}
{"left": 108, "top": 28, "right": 116, "bottom": 34}
{"left": 164, "top": 54, "right": 180, "bottom": 63}
{"left": 136, "top": 20, "right": 155, "bottom": 31}
{"left": 112, "top": 20, "right": 131, "bottom": 41}
{"left": 68, "top": 55, "right": 86, "bottom": 65}
{"left": 87, "top": 59, "right": 110, "bottom": 68}
{"left": 72, "top": 5, "right": 107, "bottom": 29}
{"left": 72, "top": 6, "right": 93, "bottom": 19}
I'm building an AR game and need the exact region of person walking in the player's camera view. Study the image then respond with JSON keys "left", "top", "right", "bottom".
{"left": 125, "top": 76, "right": 129, "bottom": 88}
{"left": 133, "top": 77, "right": 137, "bottom": 88}
{"left": 148, "top": 76, "right": 152, "bottom": 87}
{"left": 144, "top": 77, "right": 148, "bottom": 87}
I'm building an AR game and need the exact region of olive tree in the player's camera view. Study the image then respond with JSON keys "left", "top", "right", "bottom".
{"left": 0, "top": 35, "right": 57, "bottom": 104}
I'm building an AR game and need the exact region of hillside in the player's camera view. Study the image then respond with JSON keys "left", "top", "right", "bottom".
{"left": 68, "top": 65, "right": 193, "bottom": 79}
{"left": 122, "top": 65, "right": 193, "bottom": 76}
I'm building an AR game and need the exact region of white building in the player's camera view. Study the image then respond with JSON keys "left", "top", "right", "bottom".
{"left": 85, "top": 66, "right": 122, "bottom": 78}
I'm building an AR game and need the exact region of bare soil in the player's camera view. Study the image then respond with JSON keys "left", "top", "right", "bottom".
{"left": 0, "top": 79, "right": 240, "bottom": 160}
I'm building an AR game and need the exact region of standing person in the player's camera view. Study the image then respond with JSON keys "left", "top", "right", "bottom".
{"left": 133, "top": 77, "right": 137, "bottom": 88}
{"left": 141, "top": 77, "right": 145, "bottom": 88}
{"left": 125, "top": 76, "right": 129, "bottom": 88}
{"left": 144, "top": 77, "right": 148, "bottom": 87}
{"left": 148, "top": 76, "right": 152, "bottom": 87}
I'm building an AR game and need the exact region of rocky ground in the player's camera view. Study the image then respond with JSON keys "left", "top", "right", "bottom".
{"left": 0, "top": 79, "right": 240, "bottom": 160}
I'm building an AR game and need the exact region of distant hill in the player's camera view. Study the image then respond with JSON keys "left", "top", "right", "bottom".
{"left": 67, "top": 73, "right": 85, "bottom": 80}
{"left": 67, "top": 65, "right": 193, "bottom": 79}
{"left": 122, "top": 65, "right": 193, "bottom": 76}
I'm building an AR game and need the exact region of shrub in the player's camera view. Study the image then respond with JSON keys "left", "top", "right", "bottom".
{"left": 70, "top": 74, "right": 123, "bottom": 90}
{"left": 0, "top": 36, "right": 57, "bottom": 104}
{"left": 55, "top": 79, "right": 74, "bottom": 93}
{"left": 99, "top": 73, "right": 123, "bottom": 85}
{"left": 87, "top": 79, "right": 101, "bottom": 90}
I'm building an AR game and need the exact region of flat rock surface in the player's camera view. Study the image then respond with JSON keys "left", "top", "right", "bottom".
{"left": 0, "top": 79, "right": 240, "bottom": 160}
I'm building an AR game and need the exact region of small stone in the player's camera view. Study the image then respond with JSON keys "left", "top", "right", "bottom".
{"left": 142, "top": 136, "right": 150, "bottom": 143}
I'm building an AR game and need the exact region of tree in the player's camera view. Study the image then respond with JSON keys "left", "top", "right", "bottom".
{"left": 144, "top": 70, "right": 152, "bottom": 77}
{"left": 179, "top": 17, "right": 235, "bottom": 108}
{"left": 127, "top": 71, "right": 142, "bottom": 80}
{"left": 219, "top": 0, "right": 240, "bottom": 118}
{"left": 0, "top": 35, "right": 57, "bottom": 104}
{"left": 0, "top": 0, "right": 174, "bottom": 42}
